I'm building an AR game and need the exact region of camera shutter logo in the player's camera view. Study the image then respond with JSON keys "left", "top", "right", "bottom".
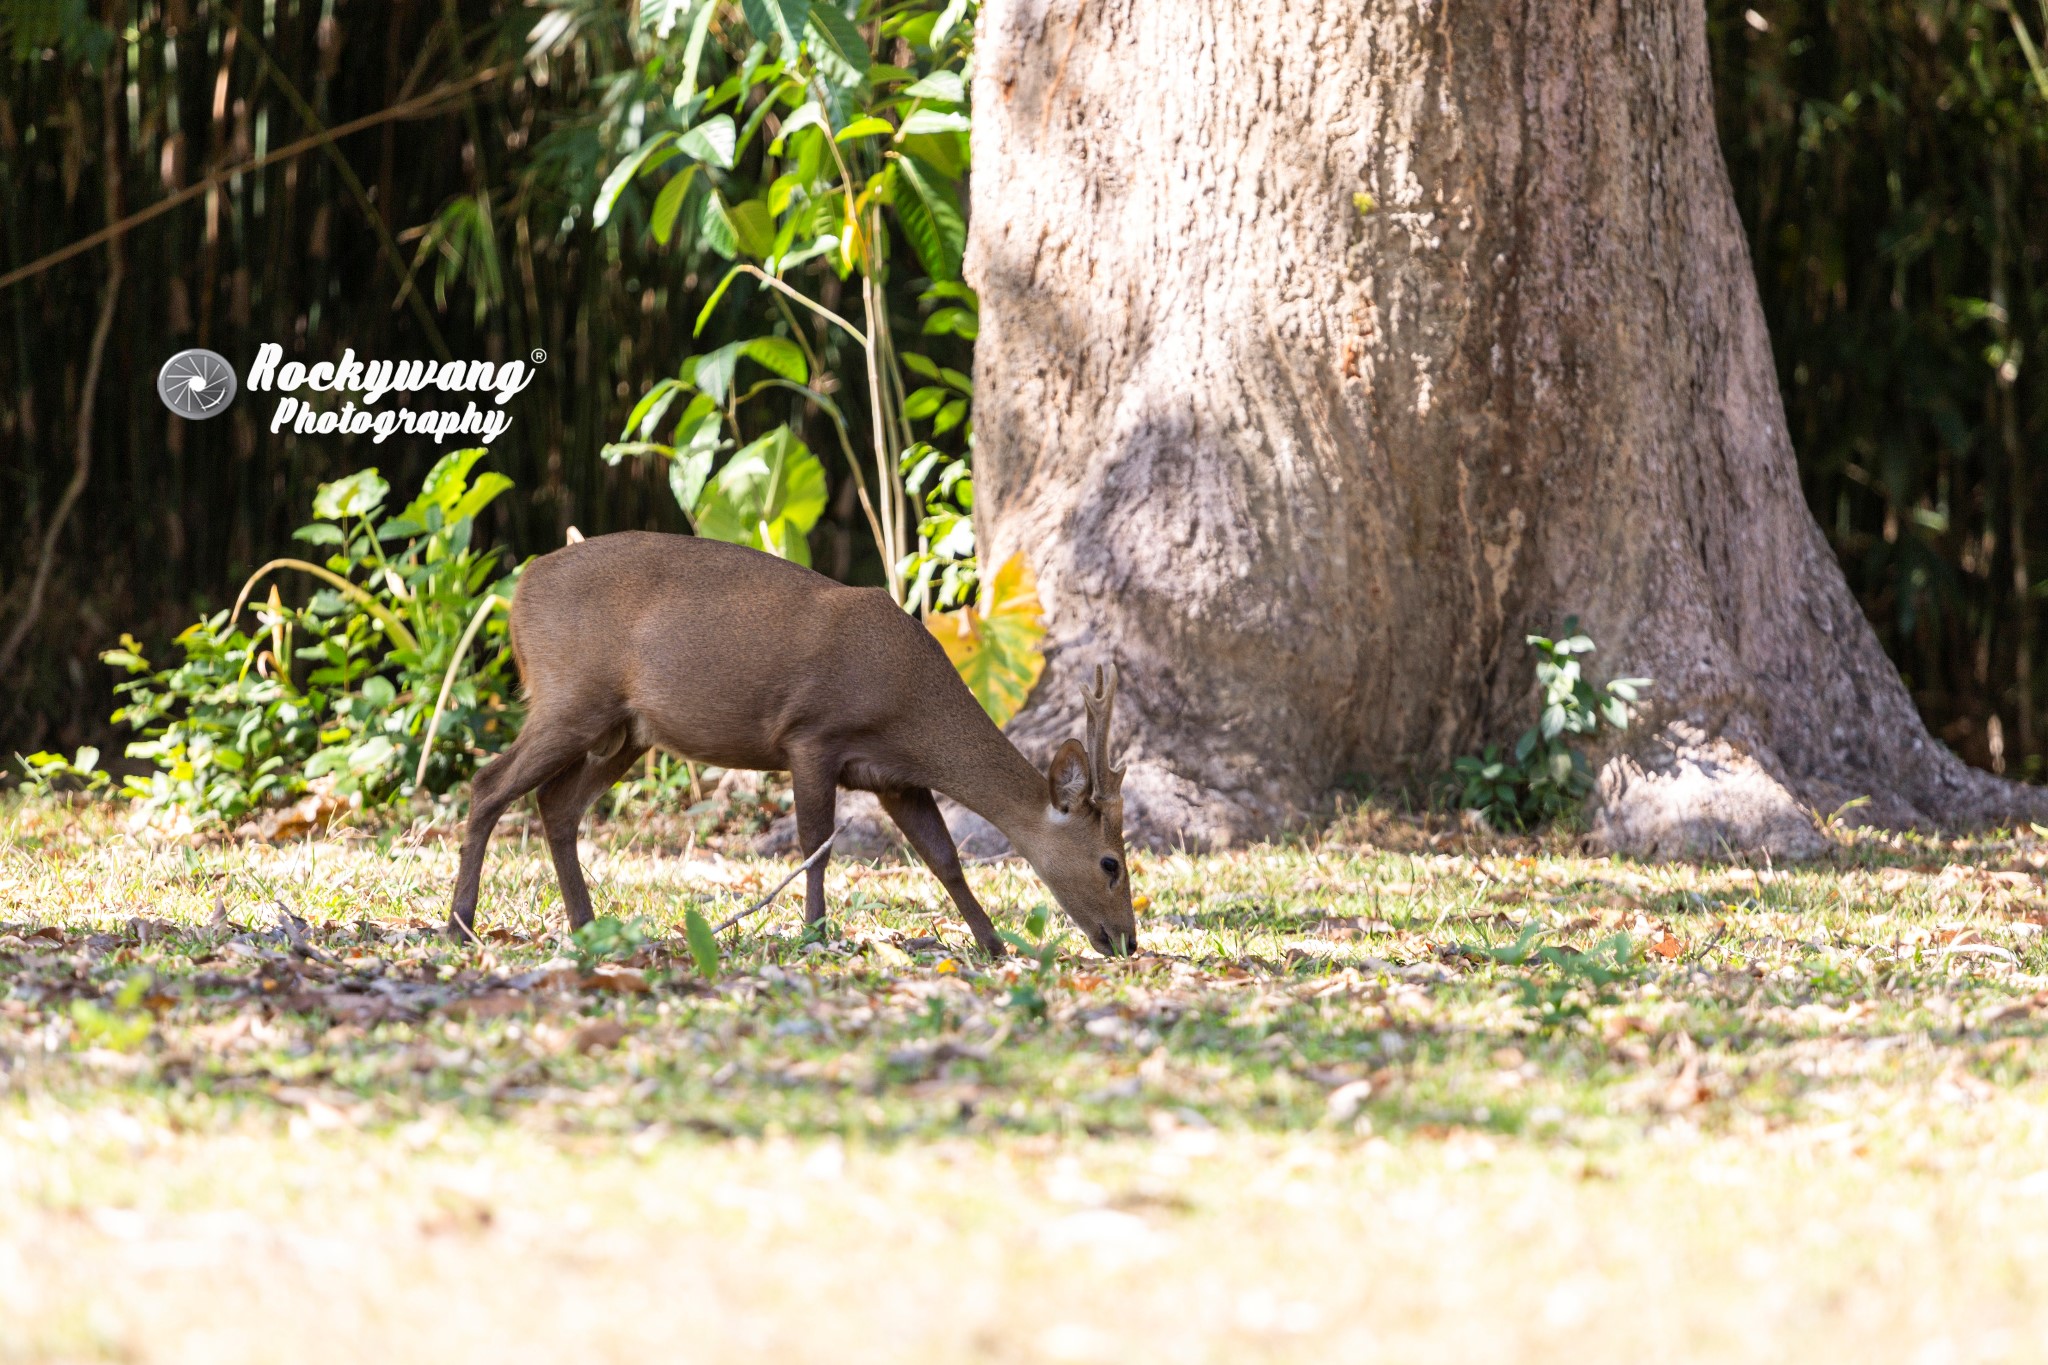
{"left": 157, "top": 348, "right": 237, "bottom": 419}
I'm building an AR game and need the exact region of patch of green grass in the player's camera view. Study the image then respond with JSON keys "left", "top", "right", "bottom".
{"left": 6, "top": 797, "right": 2048, "bottom": 1359}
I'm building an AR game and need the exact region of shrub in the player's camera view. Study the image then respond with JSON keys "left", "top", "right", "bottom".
{"left": 103, "top": 452, "right": 521, "bottom": 823}
{"left": 1452, "top": 619, "right": 1649, "bottom": 829}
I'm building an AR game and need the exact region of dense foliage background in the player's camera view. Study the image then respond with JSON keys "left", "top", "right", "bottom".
{"left": 2, "top": 0, "right": 2046, "bottom": 789}
{"left": 1711, "top": 1, "right": 2048, "bottom": 778}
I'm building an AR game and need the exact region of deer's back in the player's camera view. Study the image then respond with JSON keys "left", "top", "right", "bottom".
{"left": 509, "top": 532, "right": 967, "bottom": 770}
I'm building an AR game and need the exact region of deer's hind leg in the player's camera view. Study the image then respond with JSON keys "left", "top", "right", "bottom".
{"left": 536, "top": 737, "right": 648, "bottom": 932}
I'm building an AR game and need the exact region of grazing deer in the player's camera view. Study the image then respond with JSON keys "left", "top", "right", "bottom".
{"left": 447, "top": 532, "right": 1138, "bottom": 957}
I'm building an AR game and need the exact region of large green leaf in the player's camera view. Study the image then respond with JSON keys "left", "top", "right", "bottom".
{"left": 623, "top": 377, "right": 688, "bottom": 440}
{"left": 929, "top": 0, "right": 969, "bottom": 47}
{"left": 898, "top": 130, "right": 968, "bottom": 180}
{"left": 668, "top": 394, "right": 724, "bottom": 514}
{"left": 447, "top": 473, "right": 514, "bottom": 525}
{"left": 673, "top": 0, "right": 719, "bottom": 111}
{"left": 671, "top": 448, "right": 715, "bottom": 523}
{"left": 834, "top": 116, "right": 894, "bottom": 142}
{"left": 902, "top": 71, "right": 964, "bottom": 103}
{"left": 899, "top": 109, "right": 970, "bottom": 137}
{"left": 685, "top": 343, "right": 745, "bottom": 404}
{"left": 739, "top": 0, "right": 807, "bottom": 49}
{"left": 769, "top": 100, "right": 829, "bottom": 154}
{"left": 698, "top": 191, "right": 739, "bottom": 259}
{"left": 727, "top": 198, "right": 778, "bottom": 257}
{"left": 312, "top": 469, "right": 391, "bottom": 522}
{"left": 649, "top": 164, "right": 699, "bottom": 244}
{"left": 676, "top": 114, "right": 737, "bottom": 169}
{"left": 594, "top": 131, "right": 678, "bottom": 228}
{"left": 685, "top": 336, "right": 807, "bottom": 404}
{"left": 893, "top": 156, "right": 965, "bottom": 281}
{"left": 397, "top": 450, "right": 487, "bottom": 525}
{"left": 741, "top": 336, "right": 808, "bottom": 384}
{"left": 693, "top": 426, "right": 828, "bottom": 565}
{"left": 805, "top": 2, "right": 871, "bottom": 87}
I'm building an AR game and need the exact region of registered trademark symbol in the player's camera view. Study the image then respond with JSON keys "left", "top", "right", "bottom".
{"left": 530, "top": 348, "right": 547, "bottom": 364}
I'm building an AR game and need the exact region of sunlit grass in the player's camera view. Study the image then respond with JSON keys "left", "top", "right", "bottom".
{"left": 5, "top": 797, "right": 2048, "bottom": 1360}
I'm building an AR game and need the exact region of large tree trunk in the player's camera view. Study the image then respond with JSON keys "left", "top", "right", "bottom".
{"left": 967, "top": 0, "right": 2046, "bottom": 854}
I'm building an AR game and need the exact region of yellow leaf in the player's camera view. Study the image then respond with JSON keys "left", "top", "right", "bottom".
{"left": 926, "top": 553, "right": 1047, "bottom": 726}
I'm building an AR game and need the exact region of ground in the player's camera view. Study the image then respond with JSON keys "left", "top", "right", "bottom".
{"left": 5, "top": 797, "right": 2048, "bottom": 1363}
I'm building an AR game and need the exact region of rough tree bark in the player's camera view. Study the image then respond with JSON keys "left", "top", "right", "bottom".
{"left": 967, "top": 0, "right": 2047, "bottom": 854}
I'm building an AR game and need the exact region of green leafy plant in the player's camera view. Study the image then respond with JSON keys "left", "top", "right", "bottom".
{"left": 924, "top": 551, "right": 1046, "bottom": 726}
{"left": 895, "top": 285, "right": 981, "bottom": 610}
{"left": 1708, "top": 0, "right": 2048, "bottom": 778}
{"left": 401, "top": 192, "right": 506, "bottom": 326}
{"left": 570, "top": 915, "right": 656, "bottom": 973}
{"left": 604, "top": 752, "right": 709, "bottom": 817}
{"left": 999, "top": 902, "right": 1064, "bottom": 1021}
{"left": 594, "top": 2, "right": 1015, "bottom": 691}
{"left": 12, "top": 746, "right": 109, "bottom": 798}
{"left": 1452, "top": 618, "right": 1650, "bottom": 829}
{"left": 70, "top": 973, "right": 155, "bottom": 1052}
{"left": 1464, "top": 923, "right": 1639, "bottom": 1032}
{"left": 103, "top": 453, "right": 522, "bottom": 823}
{"left": 684, "top": 908, "right": 722, "bottom": 979}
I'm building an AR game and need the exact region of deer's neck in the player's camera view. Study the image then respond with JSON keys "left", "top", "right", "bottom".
{"left": 926, "top": 722, "right": 1048, "bottom": 849}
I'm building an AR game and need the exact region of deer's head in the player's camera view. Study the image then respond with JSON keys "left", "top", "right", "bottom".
{"left": 1024, "top": 665, "right": 1138, "bottom": 957}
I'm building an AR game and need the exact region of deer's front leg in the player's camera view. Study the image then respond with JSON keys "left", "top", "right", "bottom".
{"left": 788, "top": 753, "right": 840, "bottom": 927}
{"left": 878, "top": 786, "right": 1006, "bottom": 957}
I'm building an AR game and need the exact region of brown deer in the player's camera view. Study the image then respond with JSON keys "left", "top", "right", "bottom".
{"left": 447, "top": 532, "right": 1138, "bottom": 957}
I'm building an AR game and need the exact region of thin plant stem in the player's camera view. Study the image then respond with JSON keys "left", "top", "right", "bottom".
{"left": 413, "top": 593, "right": 507, "bottom": 791}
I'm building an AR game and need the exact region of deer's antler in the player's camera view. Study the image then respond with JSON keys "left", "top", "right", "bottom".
{"left": 1082, "top": 663, "right": 1126, "bottom": 806}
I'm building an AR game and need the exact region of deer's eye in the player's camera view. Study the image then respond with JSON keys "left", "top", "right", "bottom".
{"left": 1100, "top": 856, "right": 1121, "bottom": 882}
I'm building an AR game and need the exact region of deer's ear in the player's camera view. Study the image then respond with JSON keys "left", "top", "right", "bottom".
{"left": 1047, "top": 739, "right": 1093, "bottom": 814}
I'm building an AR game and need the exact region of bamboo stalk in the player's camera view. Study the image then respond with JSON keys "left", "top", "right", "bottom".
{"left": 0, "top": 67, "right": 503, "bottom": 295}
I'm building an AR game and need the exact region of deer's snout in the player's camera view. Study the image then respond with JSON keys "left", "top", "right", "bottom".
{"left": 1093, "top": 927, "right": 1139, "bottom": 957}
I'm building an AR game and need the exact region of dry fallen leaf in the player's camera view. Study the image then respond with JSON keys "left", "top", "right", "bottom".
{"left": 1659, "top": 1035, "right": 1710, "bottom": 1113}
{"left": 1980, "top": 991, "right": 2048, "bottom": 1027}
{"left": 420, "top": 1188, "right": 494, "bottom": 1237}
{"left": 234, "top": 785, "right": 355, "bottom": 843}
{"left": 583, "top": 963, "right": 650, "bottom": 994}
{"left": 271, "top": 1086, "right": 364, "bottom": 1130}
{"left": 1602, "top": 1014, "right": 1650, "bottom": 1043}
{"left": 534, "top": 958, "right": 584, "bottom": 991}
{"left": 1305, "top": 917, "right": 1395, "bottom": 940}
{"left": 1325, "top": 1079, "right": 1374, "bottom": 1122}
{"left": 571, "top": 1020, "right": 630, "bottom": 1053}
{"left": 443, "top": 991, "right": 530, "bottom": 1021}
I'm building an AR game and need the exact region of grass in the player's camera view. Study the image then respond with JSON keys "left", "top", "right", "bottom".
{"left": 6, "top": 796, "right": 2048, "bottom": 1361}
